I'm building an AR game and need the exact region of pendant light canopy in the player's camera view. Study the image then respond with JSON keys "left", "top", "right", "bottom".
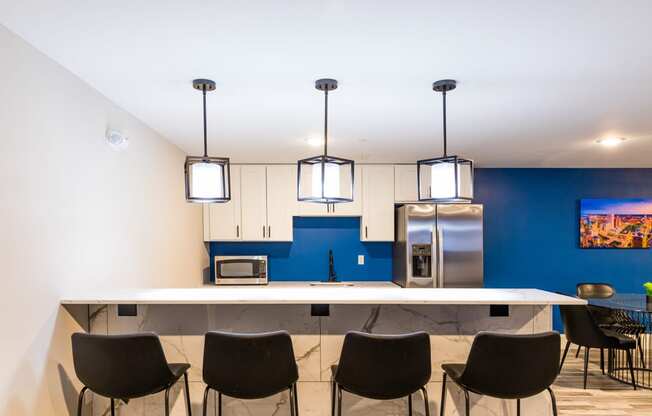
{"left": 417, "top": 79, "right": 474, "bottom": 202}
{"left": 184, "top": 79, "right": 231, "bottom": 203}
{"left": 297, "top": 79, "right": 354, "bottom": 203}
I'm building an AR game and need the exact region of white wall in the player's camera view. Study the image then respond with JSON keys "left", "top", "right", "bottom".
{"left": 0, "top": 25, "right": 206, "bottom": 415}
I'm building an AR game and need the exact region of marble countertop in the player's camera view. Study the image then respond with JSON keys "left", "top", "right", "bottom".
{"left": 60, "top": 282, "right": 585, "bottom": 305}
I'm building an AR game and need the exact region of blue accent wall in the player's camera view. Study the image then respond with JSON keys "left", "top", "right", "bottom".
{"left": 210, "top": 217, "right": 392, "bottom": 282}
{"left": 210, "top": 168, "right": 652, "bottom": 330}
{"left": 474, "top": 168, "right": 652, "bottom": 329}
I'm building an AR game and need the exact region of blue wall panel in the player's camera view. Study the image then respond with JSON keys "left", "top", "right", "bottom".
{"left": 474, "top": 168, "right": 652, "bottom": 329}
{"left": 210, "top": 217, "right": 392, "bottom": 282}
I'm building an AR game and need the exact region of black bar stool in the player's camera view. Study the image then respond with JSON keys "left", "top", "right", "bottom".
{"left": 559, "top": 304, "right": 637, "bottom": 389}
{"left": 331, "top": 331, "right": 431, "bottom": 416}
{"left": 72, "top": 332, "right": 192, "bottom": 416}
{"left": 440, "top": 332, "right": 560, "bottom": 416}
{"left": 202, "top": 330, "right": 299, "bottom": 416}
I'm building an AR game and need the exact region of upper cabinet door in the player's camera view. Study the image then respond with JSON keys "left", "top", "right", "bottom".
{"left": 394, "top": 164, "right": 418, "bottom": 202}
{"left": 361, "top": 165, "right": 395, "bottom": 241}
{"left": 240, "top": 165, "right": 268, "bottom": 241}
{"left": 203, "top": 166, "right": 241, "bottom": 241}
{"left": 265, "top": 165, "right": 296, "bottom": 241}
{"left": 329, "top": 165, "right": 362, "bottom": 216}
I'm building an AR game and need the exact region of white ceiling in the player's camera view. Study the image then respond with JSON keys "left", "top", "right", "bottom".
{"left": 2, "top": 0, "right": 652, "bottom": 166}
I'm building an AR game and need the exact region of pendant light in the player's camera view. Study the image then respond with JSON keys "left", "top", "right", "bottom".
{"left": 417, "top": 79, "right": 473, "bottom": 202}
{"left": 297, "top": 78, "right": 354, "bottom": 203}
{"left": 184, "top": 79, "right": 231, "bottom": 203}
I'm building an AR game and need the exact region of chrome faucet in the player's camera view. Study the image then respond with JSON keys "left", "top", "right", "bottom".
{"left": 328, "top": 249, "right": 337, "bottom": 282}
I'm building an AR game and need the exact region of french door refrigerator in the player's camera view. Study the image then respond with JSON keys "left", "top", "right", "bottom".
{"left": 393, "top": 204, "right": 483, "bottom": 288}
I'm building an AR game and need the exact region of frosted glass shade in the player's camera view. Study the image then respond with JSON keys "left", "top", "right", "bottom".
{"left": 184, "top": 156, "right": 231, "bottom": 203}
{"left": 417, "top": 155, "right": 473, "bottom": 202}
{"left": 297, "top": 155, "right": 354, "bottom": 203}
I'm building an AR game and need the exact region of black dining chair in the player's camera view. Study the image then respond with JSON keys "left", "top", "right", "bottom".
{"left": 559, "top": 304, "right": 637, "bottom": 389}
{"left": 575, "top": 283, "right": 646, "bottom": 369}
{"left": 331, "top": 331, "right": 431, "bottom": 416}
{"left": 72, "top": 332, "right": 192, "bottom": 416}
{"left": 440, "top": 332, "right": 560, "bottom": 416}
{"left": 202, "top": 330, "right": 299, "bottom": 416}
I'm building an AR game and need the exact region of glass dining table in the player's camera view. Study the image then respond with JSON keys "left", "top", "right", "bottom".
{"left": 585, "top": 293, "right": 652, "bottom": 389}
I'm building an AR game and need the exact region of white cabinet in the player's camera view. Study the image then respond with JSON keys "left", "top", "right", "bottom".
{"left": 203, "top": 166, "right": 242, "bottom": 241}
{"left": 203, "top": 165, "right": 295, "bottom": 242}
{"left": 394, "top": 164, "right": 418, "bottom": 202}
{"left": 240, "top": 164, "right": 296, "bottom": 242}
{"left": 361, "top": 165, "right": 395, "bottom": 241}
{"left": 265, "top": 165, "right": 297, "bottom": 241}
{"left": 297, "top": 165, "right": 362, "bottom": 217}
{"left": 240, "top": 165, "right": 269, "bottom": 241}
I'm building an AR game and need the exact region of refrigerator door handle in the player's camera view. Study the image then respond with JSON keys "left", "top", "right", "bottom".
{"left": 431, "top": 226, "right": 439, "bottom": 287}
{"left": 437, "top": 227, "right": 444, "bottom": 288}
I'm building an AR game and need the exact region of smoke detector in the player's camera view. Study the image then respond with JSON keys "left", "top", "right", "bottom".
{"left": 106, "top": 129, "right": 129, "bottom": 151}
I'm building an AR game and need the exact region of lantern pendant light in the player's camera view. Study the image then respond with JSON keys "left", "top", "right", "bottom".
{"left": 417, "top": 79, "right": 474, "bottom": 202}
{"left": 184, "top": 79, "right": 231, "bottom": 203}
{"left": 297, "top": 78, "right": 354, "bottom": 203}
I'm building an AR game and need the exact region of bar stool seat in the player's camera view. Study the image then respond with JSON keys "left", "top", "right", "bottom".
{"left": 202, "top": 330, "right": 299, "bottom": 416}
{"left": 72, "top": 332, "right": 192, "bottom": 416}
{"left": 332, "top": 331, "right": 431, "bottom": 416}
{"left": 440, "top": 332, "right": 560, "bottom": 416}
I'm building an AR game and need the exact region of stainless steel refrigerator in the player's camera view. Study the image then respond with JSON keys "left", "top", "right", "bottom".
{"left": 393, "top": 204, "right": 483, "bottom": 288}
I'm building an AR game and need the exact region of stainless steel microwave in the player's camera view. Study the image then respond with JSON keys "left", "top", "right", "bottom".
{"left": 214, "top": 256, "right": 268, "bottom": 285}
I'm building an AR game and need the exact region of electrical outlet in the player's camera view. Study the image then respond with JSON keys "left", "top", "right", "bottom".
{"left": 358, "top": 255, "right": 365, "bottom": 265}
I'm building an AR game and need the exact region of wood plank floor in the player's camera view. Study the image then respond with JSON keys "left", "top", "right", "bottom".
{"left": 554, "top": 347, "right": 652, "bottom": 416}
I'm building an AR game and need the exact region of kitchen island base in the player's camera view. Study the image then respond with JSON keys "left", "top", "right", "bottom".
{"left": 78, "top": 303, "right": 555, "bottom": 416}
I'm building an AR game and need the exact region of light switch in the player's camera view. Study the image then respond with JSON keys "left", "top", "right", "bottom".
{"left": 358, "top": 255, "right": 365, "bottom": 265}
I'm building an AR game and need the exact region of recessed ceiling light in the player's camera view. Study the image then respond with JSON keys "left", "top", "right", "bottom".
{"left": 595, "top": 137, "right": 626, "bottom": 147}
{"left": 305, "top": 137, "right": 324, "bottom": 147}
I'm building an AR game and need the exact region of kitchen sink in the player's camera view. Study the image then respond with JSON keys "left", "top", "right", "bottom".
{"left": 309, "top": 282, "right": 355, "bottom": 287}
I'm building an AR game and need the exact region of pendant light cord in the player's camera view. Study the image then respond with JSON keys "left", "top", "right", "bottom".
{"left": 323, "top": 89, "right": 329, "bottom": 156}
{"left": 202, "top": 86, "right": 208, "bottom": 157}
{"left": 442, "top": 90, "right": 447, "bottom": 157}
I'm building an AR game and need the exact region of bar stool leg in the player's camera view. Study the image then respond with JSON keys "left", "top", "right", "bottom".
{"left": 637, "top": 337, "right": 646, "bottom": 367}
{"left": 202, "top": 386, "right": 210, "bottom": 416}
{"left": 164, "top": 386, "right": 171, "bottom": 416}
{"left": 583, "top": 347, "right": 590, "bottom": 389}
{"left": 293, "top": 383, "right": 299, "bottom": 416}
{"left": 547, "top": 388, "right": 558, "bottom": 416}
{"left": 288, "top": 385, "right": 295, "bottom": 416}
{"left": 218, "top": 392, "right": 222, "bottom": 416}
{"left": 183, "top": 372, "right": 192, "bottom": 416}
{"left": 440, "top": 372, "right": 447, "bottom": 416}
{"left": 463, "top": 389, "right": 470, "bottom": 416}
{"left": 516, "top": 399, "right": 520, "bottom": 416}
{"left": 559, "top": 341, "right": 571, "bottom": 372}
{"left": 408, "top": 393, "right": 412, "bottom": 416}
{"left": 420, "top": 386, "right": 430, "bottom": 416}
{"left": 337, "top": 384, "right": 343, "bottom": 416}
{"left": 76, "top": 386, "right": 88, "bottom": 416}
{"left": 331, "top": 381, "right": 336, "bottom": 416}
{"left": 110, "top": 398, "right": 115, "bottom": 416}
{"left": 575, "top": 345, "right": 581, "bottom": 358}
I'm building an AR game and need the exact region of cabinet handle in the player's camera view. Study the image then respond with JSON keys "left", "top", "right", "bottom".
{"left": 326, "top": 204, "right": 330, "bottom": 213}
{"left": 365, "top": 226, "right": 368, "bottom": 239}
{"left": 262, "top": 225, "right": 265, "bottom": 238}
{"left": 268, "top": 225, "right": 271, "bottom": 238}
{"left": 236, "top": 225, "right": 239, "bottom": 238}
{"left": 332, "top": 204, "right": 335, "bottom": 213}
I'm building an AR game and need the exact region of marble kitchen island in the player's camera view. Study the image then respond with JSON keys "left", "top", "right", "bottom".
{"left": 61, "top": 283, "right": 583, "bottom": 416}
